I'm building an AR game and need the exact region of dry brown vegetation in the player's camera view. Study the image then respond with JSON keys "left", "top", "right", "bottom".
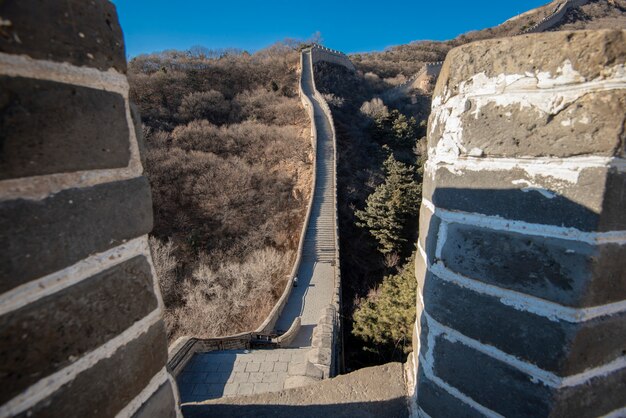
{"left": 350, "top": 0, "right": 626, "bottom": 79}
{"left": 129, "top": 42, "right": 313, "bottom": 342}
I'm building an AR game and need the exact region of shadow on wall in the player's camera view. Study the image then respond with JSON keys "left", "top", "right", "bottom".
{"left": 182, "top": 398, "right": 408, "bottom": 418}
{"left": 415, "top": 186, "right": 626, "bottom": 417}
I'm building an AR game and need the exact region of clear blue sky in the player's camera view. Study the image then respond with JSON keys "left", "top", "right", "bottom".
{"left": 111, "top": 0, "right": 550, "bottom": 57}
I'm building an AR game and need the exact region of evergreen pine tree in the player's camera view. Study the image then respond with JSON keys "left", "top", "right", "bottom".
{"left": 355, "top": 154, "right": 421, "bottom": 255}
{"left": 352, "top": 253, "right": 418, "bottom": 357}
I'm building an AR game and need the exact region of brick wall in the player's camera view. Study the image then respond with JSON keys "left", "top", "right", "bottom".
{"left": 411, "top": 30, "right": 626, "bottom": 417}
{"left": 310, "top": 44, "right": 355, "bottom": 72}
{"left": 0, "top": 1, "right": 181, "bottom": 417}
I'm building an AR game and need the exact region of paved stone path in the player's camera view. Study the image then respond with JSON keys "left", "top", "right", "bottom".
{"left": 178, "top": 49, "right": 338, "bottom": 403}
{"left": 177, "top": 348, "right": 309, "bottom": 402}
{"left": 275, "top": 49, "right": 338, "bottom": 347}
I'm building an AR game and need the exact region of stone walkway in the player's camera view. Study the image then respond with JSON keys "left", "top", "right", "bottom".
{"left": 177, "top": 49, "right": 338, "bottom": 404}
{"left": 274, "top": 49, "right": 338, "bottom": 347}
{"left": 177, "top": 348, "right": 309, "bottom": 402}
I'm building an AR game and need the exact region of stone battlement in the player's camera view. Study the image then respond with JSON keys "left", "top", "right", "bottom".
{"left": 410, "top": 29, "right": 626, "bottom": 417}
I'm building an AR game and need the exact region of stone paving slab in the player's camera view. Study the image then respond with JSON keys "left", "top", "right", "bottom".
{"left": 178, "top": 348, "right": 309, "bottom": 403}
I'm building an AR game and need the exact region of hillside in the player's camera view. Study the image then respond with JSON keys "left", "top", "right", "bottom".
{"left": 351, "top": 0, "right": 626, "bottom": 80}
{"left": 128, "top": 42, "right": 313, "bottom": 341}
{"left": 315, "top": 0, "right": 626, "bottom": 370}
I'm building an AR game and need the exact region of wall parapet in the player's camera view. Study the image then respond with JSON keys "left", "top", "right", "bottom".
{"left": 307, "top": 47, "right": 344, "bottom": 376}
{"left": 310, "top": 43, "right": 356, "bottom": 72}
{"left": 0, "top": 1, "right": 181, "bottom": 416}
{"left": 411, "top": 29, "right": 626, "bottom": 418}
{"left": 166, "top": 46, "right": 332, "bottom": 372}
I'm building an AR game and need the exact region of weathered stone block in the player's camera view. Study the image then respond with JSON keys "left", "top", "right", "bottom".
{"left": 431, "top": 335, "right": 551, "bottom": 417}
{"left": 552, "top": 366, "right": 626, "bottom": 417}
{"left": 0, "top": 177, "right": 153, "bottom": 293}
{"left": 434, "top": 30, "right": 626, "bottom": 98}
{"left": 0, "top": 0, "right": 126, "bottom": 72}
{"left": 15, "top": 321, "right": 167, "bottom": 418}
{"left": 455, "top": 90, "right": 626, "bottom": 158}
{"left": 440, "top": 223, "right": 626, "bottom": 307}
{"left": 423, "top": 272, "right": 626, "bottom": 375}
{"left": 415, "top": 369, "right": 483, "bottom": 418}
{"left": 307, "top": 347, "right": 332, "bottom": 366}
{"left": 0, "top": 256, "right": 158, "bottom": 403}
{"left": 423, "top": 166, "right": 626, "bottom": 231}
{"left": 0, "top": 76, "right": 130, "bottom": 180}
{"left": 288, "top": 361, "right": 324, "bottom": 379}
{"left": 132, "top": 381, "right": 178, "bottom": 418}
{"left": 431, "top": 335, "right": 626, "bottom": 418}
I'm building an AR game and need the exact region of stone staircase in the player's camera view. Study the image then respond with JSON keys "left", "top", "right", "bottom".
{"left": 174, "top": 48, "right": 342, "bottom": 403}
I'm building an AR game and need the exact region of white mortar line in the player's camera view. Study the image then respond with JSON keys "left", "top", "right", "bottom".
{"left": 429, "top": 261, "right": 626, "bottom": 323}
{"left": 434, "top": 221, "right": 448, "bottom": 259}
{"left": 421, "top": 199, "right": 626, "bottom": 245}
{"left": 417, "top": 241, "right": 428, "bottom": 267}
{"left": 425, "top": 155, "right": 626, "bottom": 178}
{"left": 416, "top": 407, "right": 434, "bottom": 418}
{"left": 418, "top": 354, "right": 503, "bottom": 417}
{"left": 459, "top": 77, "right": 626, "bottom": 102}
{"left": 0, "top": 236, "right": 151, "bottom": 317}
{"left": 166, "top": 372, "right": 184, "bottom": 418}
{"left": 427, "top": 154, "right": 626, "bottom": 170}
{"left": 0, "top": 309, "right": 162, "bottom": 417}
{"left": 425, "top": 312, "right": 626, "bottom": 388}
{"left": 602, "top": 406, "right": 626, "bottom": 418}
{"left": 0, "top": 52, "right": 129, "bottom": 96}
{"left": 114, "top": 368, "right": 168, "bottom": 418}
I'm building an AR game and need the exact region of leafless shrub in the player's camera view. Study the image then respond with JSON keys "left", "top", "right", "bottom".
{"left": 149, "top": 237, "right": 179, "bottom": 306}
{"left": 360, "top": 98, "right": 389, "bottom": 121}
{"left": 178, "top": 90, "right": 230, "bottom": 124}
{"left": 130, "top": 40, "right": 313, "bottom": 342}
{"left": 168, "top": 247, "right": 292, "bottom": 339}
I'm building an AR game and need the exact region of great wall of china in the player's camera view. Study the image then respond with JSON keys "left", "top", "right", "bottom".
{"left": 519, "top": 0, "right": 592, "bottom": 34}
{"left": 0, "top": 2, "right": 180, "bottom": 416}
{"left": 1, "top": 1, "right": 625, "bottom": 417}
{"left": 166, "top": 44, "right": 352, "bottom": 402}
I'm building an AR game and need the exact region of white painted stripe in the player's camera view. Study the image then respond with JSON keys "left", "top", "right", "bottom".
{"left": 0, "top": 236, "right": 151, "bottom": 317}
{"left": 416, "top": 407, "right": 434, "bottom": 418}
{"left": 115, "top": 368, "right": 168, "bottom": 418}
{"left": 0, "top": 52, "right": 129, "bottom": 96}
{"left": 602, "top": 406, "right": 626, "bottom": 418}
{"left": 417, "top": 241, "right": 428, "bottom": 268}
{"left": 425, "top": 155, "right": 626, "bottom": 183}
{"left": 167, "top": 372, "right": 184, "bottom": 418}
{"left": 418, "top": 354, "right": 503, "bottom": 417}
{"left": 428, "top": 260, "right": 626, "bottom": 323}
{"left": 0, "top": 309, "right": 162, "bottom": 417}
{"left": 421, "top": 199, "right": 626, "bottom": 245}
{"left": 425, "top": 312, "right": 626, "bottom": 388}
